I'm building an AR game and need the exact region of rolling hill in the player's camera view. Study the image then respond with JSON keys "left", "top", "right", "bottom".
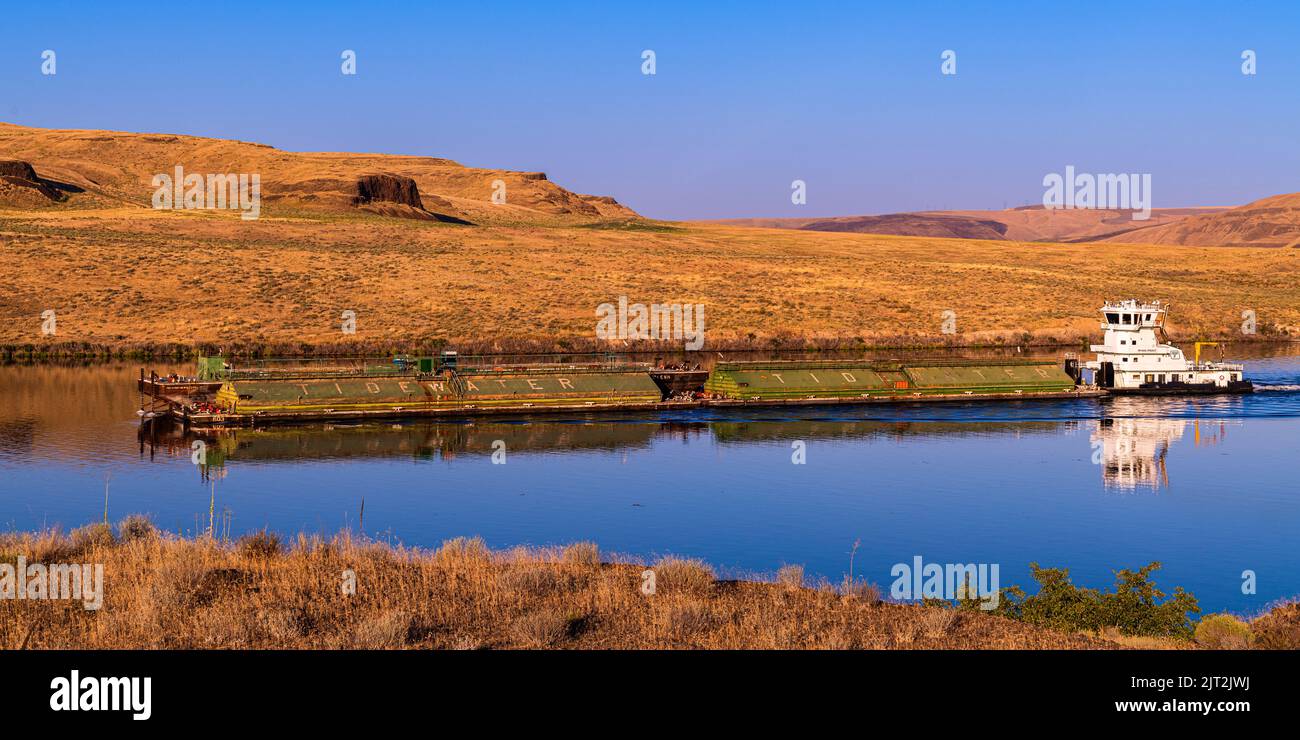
{"left": 0, "top": 122, "right": 637, "bottom": 225}
{"left": 708, "top": 205, "right": 1232, "bottom": 244}
{"left": 1097, "top": 193, "right": 1300, "bottom": 247}
{"left": 0, "top": 122, "right": 1297, "bottom": 351}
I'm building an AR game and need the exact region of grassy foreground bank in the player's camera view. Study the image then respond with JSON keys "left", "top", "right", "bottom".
{"left": 1, "top": 521, "right": 1296, "bottom": 650}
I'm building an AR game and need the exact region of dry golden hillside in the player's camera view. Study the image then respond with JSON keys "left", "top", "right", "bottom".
{"left": 2, "top": 206, "right": 1298, "bottom": 352}
{"left": 1100, "top": 193, "right": 1300, "bottom": 247}
{"left": 709, "top": 206, "right": 1229, "bottom": 243}
{"left": 1, "top": 123, "right": 1298, "bottom": 353}
{"left": 0, "top": 122, "right": 636, "bottom": 225}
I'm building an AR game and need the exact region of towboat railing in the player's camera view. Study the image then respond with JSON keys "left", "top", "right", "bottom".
{"left": 1189, "top": 362, "right": 1245, "bottom": 372}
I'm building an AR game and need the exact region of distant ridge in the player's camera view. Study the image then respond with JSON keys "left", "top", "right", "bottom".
{"left": 0, "top": 122, "right": 638, "bottom": 224}
{"left": 705, "top": 204, "right": 1250, "bottom": 245}
{"left": 1097, "top": 193, "right": 1300, "bottom": 247}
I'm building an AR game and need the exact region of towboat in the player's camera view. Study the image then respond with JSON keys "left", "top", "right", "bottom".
{"left": 1080, "top": 300, "right": 1252, "bottom": 395}
{"left": 135, "top": 300, "right": 1251, "bottom": 428}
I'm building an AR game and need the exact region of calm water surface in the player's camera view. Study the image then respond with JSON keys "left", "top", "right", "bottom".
{"left": 2, "top": 347, "right": 1299, "bottom": 614}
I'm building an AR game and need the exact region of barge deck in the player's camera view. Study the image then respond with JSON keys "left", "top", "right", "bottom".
{"left": 138, "top": 356, "right": 1107, "bottom": 429}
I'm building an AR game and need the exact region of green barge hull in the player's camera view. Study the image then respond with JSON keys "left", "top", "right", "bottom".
{"left": 213, "top": 366, "right": 663, "bottom": 416}
{"left": 704, "top": 359, "right": 1076, "bottom": 400}
{"left": 142, "top": 357, "right": 1099, "bottom": 429}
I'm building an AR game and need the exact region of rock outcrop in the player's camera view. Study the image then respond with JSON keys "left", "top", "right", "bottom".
{"left": 0, "top": 122, "right": 639, "bottom": 224}
{"left": 353, "top": 173, "right": 424, "bottom": 209}
{"left": 0, "top": 159, "right": 70, "bottom": 205}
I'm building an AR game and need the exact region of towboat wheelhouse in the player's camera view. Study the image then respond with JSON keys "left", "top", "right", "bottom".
{"left": 1084, "top": 300, "right": 1251, "bottom": 394}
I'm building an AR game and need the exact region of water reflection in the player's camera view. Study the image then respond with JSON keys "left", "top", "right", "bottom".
{"left": 135, "top": 399, "right": 1250, "bottom": 498}
{"left": 1091, "top": 416, "right": 1235, "bottom": 492}
{"left": 139, "top": 416, "right": 1081, "bottom": 472}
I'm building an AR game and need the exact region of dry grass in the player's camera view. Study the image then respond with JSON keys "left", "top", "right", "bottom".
{"left": 651, "top": 556, "right": 716, "bottom": 597}
{"left": 840, "top": 578, "right": 882, "bottom": 604}
{"left": 920, "top": 606, "right": 960, "bottom": 638}
{"left": 0, "top": 524, "right": 1139, "bottom": 650}
{"left": 560, "top": 542, "right": 601, "bottom": 568}
{"left": 776, "top": 564, "right": 804, "bottom": 592}
{"left": 1249, "top": 600, "right": 1300, "bottom": 650}
{"left": 1092, "top": 628, "right": 1192, "bottom": 650}
{"left": 2, "top": 206, "right": 1298, "bottom": 354}
{"left": 2, "top": 123, "right": 1298, "bottom": 354}
{"left": 510, "top": 609, "right": 581, "bottom": 648}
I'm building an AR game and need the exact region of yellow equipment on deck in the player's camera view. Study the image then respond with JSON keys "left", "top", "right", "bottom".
{"left": 1194, "top": 341, "right": 1219, "bottom": 364}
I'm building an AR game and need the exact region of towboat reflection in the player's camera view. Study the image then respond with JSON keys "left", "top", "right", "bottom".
{"left": 1090, "top": 400, "right": 1231, "bottom": 491}
{"left": 1092, "top": 417, "right": 1182, "bottom": 491}
{"left": 139, "top": 408, "right": 1234, "bottom": 494}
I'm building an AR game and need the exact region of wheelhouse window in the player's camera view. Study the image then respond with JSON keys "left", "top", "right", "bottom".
{"left": 1106, "top": 312, "right": 1120, "bottom": 324}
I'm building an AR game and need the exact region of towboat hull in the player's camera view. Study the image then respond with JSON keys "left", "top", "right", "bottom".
{"left": 1107, "top": 380, "right": 1254, "bottom": 396}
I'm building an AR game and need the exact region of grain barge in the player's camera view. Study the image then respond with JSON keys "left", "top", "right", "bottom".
{"left": 136, "top": 300, "right": 1250, "bottom": 429}
{"left": 139, "top": 353, "right": 1097, "bottom": 429}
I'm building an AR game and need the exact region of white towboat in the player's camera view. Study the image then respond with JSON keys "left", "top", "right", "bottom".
{"left": 1078, "top": 300, "right": 1252, "bottom": 395}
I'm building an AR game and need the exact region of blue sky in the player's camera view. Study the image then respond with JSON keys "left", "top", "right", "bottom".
{"left": 3, "top": 0, "right": 1298, "bottom": 219}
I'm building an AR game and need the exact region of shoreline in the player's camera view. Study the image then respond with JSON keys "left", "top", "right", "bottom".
{"left": 3, "top": 519, "right": 1295, "bottom": 650}
{"left": 4, "top": 334, "right": 1297, "bottom": 364}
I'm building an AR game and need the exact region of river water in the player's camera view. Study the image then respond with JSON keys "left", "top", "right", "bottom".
{"left": 2, "top": 346, "right": 1298, "bottom": 614}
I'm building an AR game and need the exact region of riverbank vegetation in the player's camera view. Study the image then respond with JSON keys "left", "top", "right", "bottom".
{"left": 2, "top": 519, "right": 1296, "bottom": 650}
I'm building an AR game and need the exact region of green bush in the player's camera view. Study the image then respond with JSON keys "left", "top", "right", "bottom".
{"left": 1194, "top": 614, "right": 1252, "bottom": 649}
{"left": 993, "top": 562, "right": 1199, "bottom": 638}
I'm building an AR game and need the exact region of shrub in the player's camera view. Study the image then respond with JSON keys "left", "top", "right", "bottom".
{"left": 560, "top": 542, "right": 600, "bottom": 568}
{"left": 839, "top": 577, "right": 881, "bottom": 604}
{"left": 1194, "top": 614, "right": 1252, "bottom": 649}
{"left": 500, "top": 565, "right": 569, "bottom": 597}
{"left": 921, "top": 606, "right": 960, "bottom": 638}
{"left": 510, "top": 609, "right": 579, "bottom": 648}
{"left": 237, "top": 529, "right": 282, "bottom": 559}
{"left": 434, "top": 536, "right": 490, "bottom": 566}
{"left": 353, "top": 611, "right": 412, "bottom": 649}
{"left": 1250, "top": 601, "right": 1300, "bottom": 650}
{"left": 664, "top": 602, "right": 715, "bottom": 640}
{"left": 148, "top": 544, "right": 211, "bottom": 611}
{"left": 69, "top": 522, "right": 115, "bottom": 554}
{"left": 994, "top": 562, "right": 1199, "bottom": 638}
{"left": 776, "top": 564, "right": 804, "bottom": 591}
{"left": 652, "top": 557, "right": 715, "bottom": 596}
{"left": 117, "top": 514, "right": 157, "bottom": 542}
